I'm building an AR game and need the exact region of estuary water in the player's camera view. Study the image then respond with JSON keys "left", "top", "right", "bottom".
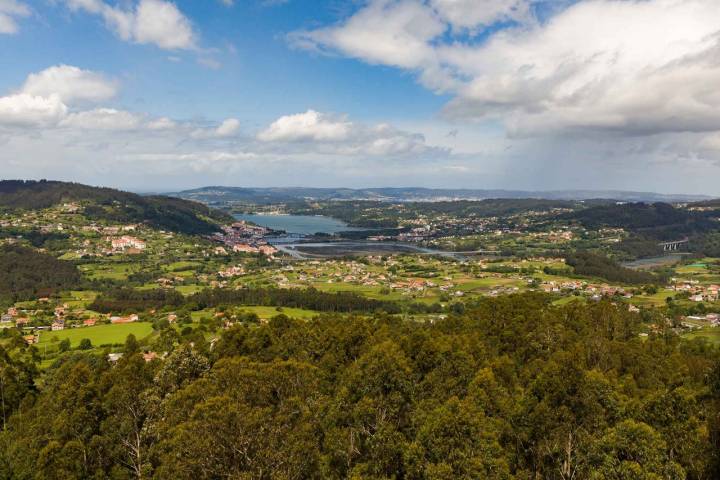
{"left": 234, "top": 213, "right": 463, "bottom": 259}
{"left": 234, "top": 213, "right": 364, "bottom": 235}
{"left": 622, "top": 253, "right": 685, "bottom": 269}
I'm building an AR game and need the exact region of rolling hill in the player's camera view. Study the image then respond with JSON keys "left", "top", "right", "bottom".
{"left": 0, "top": 180, "right": 231, "bottom": 235}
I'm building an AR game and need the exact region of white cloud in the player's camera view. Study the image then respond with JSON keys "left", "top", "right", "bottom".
{"left": 66, "top": 0, "right": 197, "bottom": 50}
{"left": 430, "top": 0, "right": 530, "bottom": 30}
{"left": 443, "top": 0, "right": 720, "bottom": 136}
{"left": 20, "top": 65, "right": 118, "bottom": 104}
{"left": 0, "top": 65, "right": 117, "bottom": 128}
{"left": 290, "top": 0, "right": 444, "bottom": 71}
{"left": 0, "top": 0, "right": 30, "bottom": 34}
{"left": 0, "top": 66, "right": 167, "bottom": 132}
{"left": 215, "top": 118, "right": 240, "bottom": 137}
{"left": 0, "top": 94, "right": 67, "bottom": 127}
{"left": 293, "top": 0, "right": 720, "bottom": 138}
{"left": 133, "top": 0, "right": 195, "bottom": 49}
{"left": 258, "top": 110, "right": 351, "bottom": 142}
{"left": 258, "top": 109, "right": 442, "bottom": 156}
{"left": 60, "top": 108, "right": 143, "bottom": 130}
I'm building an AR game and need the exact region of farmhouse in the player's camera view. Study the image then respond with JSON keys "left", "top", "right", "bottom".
{"left": 110, "top": 236, "right": 146, "bottom": 251}
{"left": 110, "top": 314, "right": 139, "bottom": 324}
{"left": 233, "top": 244, "right": 259, "bottom": 253}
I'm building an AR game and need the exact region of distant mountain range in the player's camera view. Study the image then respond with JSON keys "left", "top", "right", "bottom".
{"left": 168, "top": 186, "right": 714, "bottom": 204}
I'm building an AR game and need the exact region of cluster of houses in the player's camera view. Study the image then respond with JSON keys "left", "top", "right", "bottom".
{"left": 232, "top": 244, "right": 277, "bottom": 256}
{"left": 211, "top": 222, "right": 278, "bottom": 257}
{"left": 539, "top": 280, "right": 632, "bottom": 299}
{"left": 0, "top": 307, "right": 28, "bottom": 328}
{"left": 212, "top": 221, "right": 277, "bottom": 256}
{"left": 397, "top": 226, "right": 434, "bottom": 242}
{"left": 218, "top": 266, "right": 246, "bottom": 278}
{"left": 270, "top": 259, "right": 481, "bottom": 297}
{"left": 529, "top": 230, "right": 575, "bottom": 243}
{"left": 1, "top": 302, "right": 137, "bottom": 338}
{"left": 671, "top": 280, "right": 719, "bottom": 302}
{"left": 1, "top": 304, "right": 102, "bottom": 344}
{"left": 109, "top": 235, "right": 147, "bottom": 253}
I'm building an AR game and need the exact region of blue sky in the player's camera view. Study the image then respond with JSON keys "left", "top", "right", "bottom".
{"left": 1, "top": 0, "right": 720, "bottom": 194}
{"left": 1, "top": 1, "right": 444, "bottom": 123}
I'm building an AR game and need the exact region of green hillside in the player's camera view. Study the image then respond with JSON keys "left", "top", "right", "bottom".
{"left": 0, "top": 180, "right": 231, "bottom": 235}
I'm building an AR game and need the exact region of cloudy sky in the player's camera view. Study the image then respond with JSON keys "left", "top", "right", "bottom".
{"left": 1, "top": 0, "right": 719, "bottom": 194}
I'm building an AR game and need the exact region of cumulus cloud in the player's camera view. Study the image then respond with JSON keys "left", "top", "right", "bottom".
{"left": 0, "top": 94, "right": 67, "bottom": 127}
{"left": 258, "top": 110, "right": 443, "bottom": 156}
{"left": 0, "top": 65, "right": 167, "bottom": 134}
{"left": 65, "top": 0, "right": 196, "bottom": 50}
{"left": 258, "top": 110, "right": 351, "bottom": 142}
{"left": 290, "top": 1, "right": 444, "bottom": 71}
{"left": 21, "top": 65, "right": 118, "bottom": 104}
{"left": 0, "top": 65, "right": 124, "bottom": 129}
{"left": 0, "top": 0, "right": 30, "bottom": 34}
{"left": 443, "top": 0, "right": 720, "bottom": 136}
{"left": 292, "top": 0, "right": 720, "bottom": 138}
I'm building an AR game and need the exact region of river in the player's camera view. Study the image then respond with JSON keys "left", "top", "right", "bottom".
{"left": 622, "top": 253, "right": 686, "bottom": 270}
{"left": 234, "top": 213, "right": 465, "bottom": 260}
{"left": 234, "top": 213, "right": 365, "bottom": 235}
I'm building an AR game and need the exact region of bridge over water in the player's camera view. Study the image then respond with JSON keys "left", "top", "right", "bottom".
{"left": 658, "top": 238, "right": 689, "bottom": 251}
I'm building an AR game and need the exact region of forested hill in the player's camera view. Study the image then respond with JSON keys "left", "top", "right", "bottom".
{"left": 0, "top": 180, "right": 231, "bottom": 235}
{"left": 0, "top": 245, "right": 81, "bottom": 304}
{"left": 1, "top": 294, "right": 719, "bottom": 478}
{"left": 561, "top": 202, "right": 717, "bottom": 240}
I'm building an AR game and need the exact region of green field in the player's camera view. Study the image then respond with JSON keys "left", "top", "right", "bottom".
{"left": 190, "top": 306, "right": 319, "bottom": 322}
{"left": 552, "top": 296, "right": 586, "bottom": 306}
{"left": 38, "top": 322, "right": 154, "bottom": 348}
{"left": 629, "top": 290, "right": 675, "bottom": 307}
{"left": 682, "top": 327, "right": 720, "bottom": 346}
{"left": 79, "top": 262, "right": 138, "bottom": 280}
{"left": 240, "top": 306, "right": 319, "bottom": 320}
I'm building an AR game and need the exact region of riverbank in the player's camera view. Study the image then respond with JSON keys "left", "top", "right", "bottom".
{"left": 622, "top": 253, "right": 687, "bottom": 270}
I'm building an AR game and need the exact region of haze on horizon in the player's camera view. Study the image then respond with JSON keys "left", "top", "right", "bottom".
{"left": 1, "top": 0, "right": 719, "bottom": 195}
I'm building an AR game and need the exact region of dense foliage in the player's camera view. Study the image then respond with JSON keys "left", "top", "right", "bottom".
{"left": 0, "top": 294, "right": 718, "bottom": 479}
{"left": 615, "top": 235, "right": 664, "bottom": 259}
{"left": 0, "top": 180, "right": 230, "bottom": 235}
{"left": 90, "top": 287, "right": 402, "bottom": 314}
{"left": 87, "top": 288, "right": 185, "bottom": 313}
{"left": 565, "top": 251, "right": 660, "bottom": 285}
{"left": 0, "top": 245, "right": 81, "bottom": 305}
{"left": 564, "top": 202, "right": 715, "bottom": 241}
{"left": 0, "top": 229, "right": 70, "bottom": 250}
{"left": 695, "top": 232, "right": 720, "bottom": 258}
